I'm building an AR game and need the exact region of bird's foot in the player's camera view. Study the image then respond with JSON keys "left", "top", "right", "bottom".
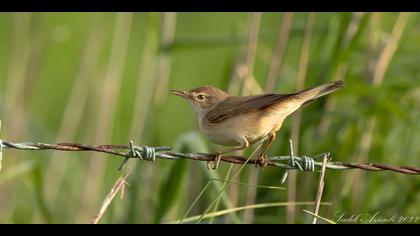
{"left": 256, "top": 155, "right": 269, "bottom": 168}
{"left": 207, "top": 152, "right": 222, "bottom": 170}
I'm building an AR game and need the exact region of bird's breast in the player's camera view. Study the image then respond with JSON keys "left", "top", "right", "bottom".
{"left": 199, "top": 110, "right": 283, "bottom": 146}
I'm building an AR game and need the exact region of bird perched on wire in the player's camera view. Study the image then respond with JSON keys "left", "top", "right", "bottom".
{"left": 170, "top": 80, "right": 344, "bottom": 169}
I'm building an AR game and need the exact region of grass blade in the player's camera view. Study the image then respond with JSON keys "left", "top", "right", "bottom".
{"left": 169, "top": 201, "right": 331, "bottom": 224}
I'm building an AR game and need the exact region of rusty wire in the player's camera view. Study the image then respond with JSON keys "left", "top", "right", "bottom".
{"left": 0, "top": 140, "right": 419, "bottom": 175}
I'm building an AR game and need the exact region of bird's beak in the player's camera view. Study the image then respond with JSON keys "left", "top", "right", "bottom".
{"left": 169, "top": 89, "right": 189, "bottom": 99}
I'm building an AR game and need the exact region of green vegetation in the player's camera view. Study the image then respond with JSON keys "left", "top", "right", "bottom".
{"left": 0, "top": 12, "right": 419, "bottom": 224}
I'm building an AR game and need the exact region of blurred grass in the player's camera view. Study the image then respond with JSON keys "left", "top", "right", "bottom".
{"left": 0, "top": 12, "right": 419, "bottom": 224}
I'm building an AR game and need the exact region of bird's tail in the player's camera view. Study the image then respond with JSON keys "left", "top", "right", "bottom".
{"left": 295, "top": 80, "right": 344, "bottom": 106}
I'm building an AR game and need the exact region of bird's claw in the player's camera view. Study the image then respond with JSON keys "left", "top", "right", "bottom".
{"left": 207, "top": 152, "right": 221, "bottom": 170}
{"left": 256, "top": 155, "right": 269, "bottom": 168}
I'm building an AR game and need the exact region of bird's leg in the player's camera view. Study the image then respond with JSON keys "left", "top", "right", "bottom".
{"left": 256, "top": 132, "right": 276, "bottom": 167}
{"left": 208, "top": 138, "right": 249, "bottom": 170}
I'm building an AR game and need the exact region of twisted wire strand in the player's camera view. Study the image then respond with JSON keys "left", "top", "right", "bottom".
{"left": 0, "top": 140, "right": 419, "bottom": 175}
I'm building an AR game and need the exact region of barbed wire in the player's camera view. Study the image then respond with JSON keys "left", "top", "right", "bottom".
{"left": 0, "top": 139, "right": 419, "bottom": 175}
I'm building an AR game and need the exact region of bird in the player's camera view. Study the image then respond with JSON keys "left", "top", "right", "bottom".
{"left": 170, "top": 80, "right": 343, "bottom": 169}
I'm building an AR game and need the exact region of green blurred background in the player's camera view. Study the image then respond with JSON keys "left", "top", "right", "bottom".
{"left": 0, "top": 12, "right": 419, "bottom": 224}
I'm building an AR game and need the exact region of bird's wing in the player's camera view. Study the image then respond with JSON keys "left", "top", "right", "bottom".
{"left": 205, "top": 93, "right": 297, "bottom": 123}
{"left": 206, "top": 81, "right": 344, "bottom": 124}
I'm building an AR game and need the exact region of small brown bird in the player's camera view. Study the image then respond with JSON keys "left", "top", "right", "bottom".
{"left": 170, "top": 80, "right": 343, "bottom": 168}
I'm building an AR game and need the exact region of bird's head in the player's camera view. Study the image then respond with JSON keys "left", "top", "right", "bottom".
{"left": 170, "top": 86, "right": 228, "bottom": 115}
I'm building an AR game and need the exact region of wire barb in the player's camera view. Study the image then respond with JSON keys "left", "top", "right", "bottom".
{"left": 280, "top": 139, "right": 316, "bottom": 184}
{"left": 118, "top": 141, "right": 157, "bottom": 170}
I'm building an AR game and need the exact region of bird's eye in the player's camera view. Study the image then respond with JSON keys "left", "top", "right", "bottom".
{"left": 197, "top": 94, "right": 205, "bottom": 100}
